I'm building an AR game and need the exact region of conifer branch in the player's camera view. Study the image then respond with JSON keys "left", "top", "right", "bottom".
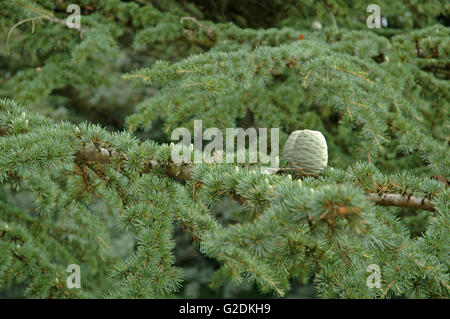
{"left": 0, "top": 124, "right": 439, "bottom": 212}
{"left": 74, "top": 143, "right": 436, "bottom": 212}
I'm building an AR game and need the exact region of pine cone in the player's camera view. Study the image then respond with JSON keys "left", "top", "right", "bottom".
{"left": 283, "top": 129, "right": 328, "bottom": 176}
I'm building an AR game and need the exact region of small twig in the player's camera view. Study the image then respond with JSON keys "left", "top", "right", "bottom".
{"left": 180, "top": 16, "right": 215, "bottom": 42}
{"left": 7, "top": 13, "right": 88, "bottom": 55}
{"left": 302, "top": 70, "right": 312, "bottom": 87}
{"left": 7, "top": 16, "right": 50, "bottom": 55}
{"left": 380, "top": 278, "right": 396, "bottom": 299}
{"left": 325, "top": 5, "right": 338, "bottom": 29}
{"left": 331, "top": 65, "right": 374, "bottom": 86}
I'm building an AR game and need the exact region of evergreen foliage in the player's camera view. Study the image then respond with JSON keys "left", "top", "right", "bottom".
{"left": 0, "top": 0, "right": 449, "bottom": 298}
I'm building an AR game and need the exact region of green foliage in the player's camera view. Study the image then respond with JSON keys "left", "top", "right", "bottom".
{"left": 0, "top": 0, "right": 448, "bottom": 299}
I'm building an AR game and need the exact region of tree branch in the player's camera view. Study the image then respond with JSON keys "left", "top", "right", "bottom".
{"left": 76, "top": 145, "right": 437, "bottom": 212}
{"left": 0, "top": 125, "right": 436, "bottom": 212}
{"left": 366, "top": 193, "right": 435, "bottom": 212}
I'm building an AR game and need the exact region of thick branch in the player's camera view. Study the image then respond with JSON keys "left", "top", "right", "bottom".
{"left": 366, "top": 193, "right": 435, "bottom": 212}
{"left": 77, "top": 144, "right": 113, "bottom": 163}
{"left": 0, "top": 126, "right": 7, "bottom": 136}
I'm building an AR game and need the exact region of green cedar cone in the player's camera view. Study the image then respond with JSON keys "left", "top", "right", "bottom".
{"left": 283, "top": 129, "right": 328, "bottom": 176}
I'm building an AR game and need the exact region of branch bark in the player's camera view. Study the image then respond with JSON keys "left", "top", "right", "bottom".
{"left": 366, "top": 193, "right": 435, "bottom": 212}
